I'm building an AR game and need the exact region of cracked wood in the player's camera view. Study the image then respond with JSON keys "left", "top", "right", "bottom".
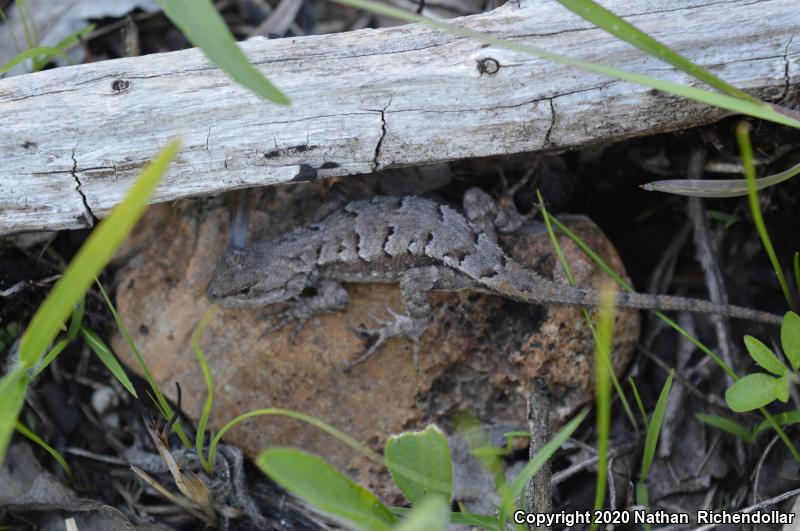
{"left": 0, "top": 0, "right": 798, "bottom": 234}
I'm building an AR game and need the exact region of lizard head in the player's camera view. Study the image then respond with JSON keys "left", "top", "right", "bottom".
{"left": 206, "top": 244, "right": 306, "bottom": 308}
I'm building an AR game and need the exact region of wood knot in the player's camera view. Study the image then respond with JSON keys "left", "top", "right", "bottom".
{"left": 477, "top": 58, "right": 500, "bottom": 76}
{"left": 111, "top": 79, "right": 131, "bottom": 93}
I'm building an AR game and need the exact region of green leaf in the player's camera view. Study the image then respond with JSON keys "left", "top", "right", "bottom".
{"left": 392, "top": 497, "right": 449, "bottom": 531}
{"left": 0, "top": 45, "right": 65, "bottom": 74}
{"left": 258, "top": 448, "right": 396, "bottom": 531}
{"left": 696, "top": 413, "right": 754, "bottom": 444}
{"left": 157, "top": 0, "right": 289, "bottom": 105}
{"left": 773, "top": 373, "right": 791, "bottom": 404}
{"left": 80, "top": 326, "right": 138, "bottom": 398}
{"left": 782, "top": 312, "right": 800, "bottom": 372}
{"left": 385, "top": 425, "right": 452, "bottom": 505}
{"left": 555, "top": 0, "right": 756, "bottom": 102}
{"left": 18, "top": 140, "right": 179, "bottom": 369}
{"left": 0, "top": 367, "right": 30, "bottom": 463}
{"left": 640, "top": 372, "right": 673, "bottom": 480}
{"left": 744, "top": 335, "right": 787, "bottom": 376}
{"left": 725, "top": 373, "right": 781, "bottom": 412}
{"left": 754, "top": 410, "right": 800, "bottom": 438}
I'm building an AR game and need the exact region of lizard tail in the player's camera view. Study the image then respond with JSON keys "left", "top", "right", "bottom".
{"left": 611, "top": 290, "right": 783, "bottom": 326}
{"left": 482, "top": 263, "right": 783, "bottom": 326}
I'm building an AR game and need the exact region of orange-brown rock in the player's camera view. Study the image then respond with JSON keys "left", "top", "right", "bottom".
{"left": 112, "top": 181, "right": 639, "bottom": 499}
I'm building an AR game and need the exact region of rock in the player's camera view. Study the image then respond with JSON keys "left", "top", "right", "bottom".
{"left": 111, "top": 179, "right": 639, "bottom": 501}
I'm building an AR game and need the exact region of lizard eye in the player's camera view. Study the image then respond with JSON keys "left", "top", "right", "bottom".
{"left": 238, "top": 286, "right": 252, "bottom": 296}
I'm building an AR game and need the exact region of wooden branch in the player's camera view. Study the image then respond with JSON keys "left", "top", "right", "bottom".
{"left": 1, "top": 0, "right": 797, "bottom": 234}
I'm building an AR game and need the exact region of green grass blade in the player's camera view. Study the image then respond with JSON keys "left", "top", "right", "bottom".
{"left": 52, "top": 23, "right": 94, "bottom": 55}
{"left": 504, "top": 409, "right": 588, "bottom": 514}
{"left": 32, "top": 339, "right": 69, "bottom": 377}
{"left": 640, "top": 372, "right": 673, "bottom": 480}
{"left": 66, "top": 296, "right": 85, "bottom": 341}
{"left": 80, "top": 326, "right": 138, "bottom": 398}
{"left": 210, "top": 408, "right": 384, "bottom": 470}
{"left": 591, "top": 288, "right": 616, "bottom": 527}
{"left": 794, "top": 252, "right": 800, "bottom": 300}
{"left": 157, "top": 0, "right": 289, "bottom": 105}
{"left": 328, "top": 0, "right": 800, "bottom": 129}
{"left": 18, "top": 140, "right": 179, "bottom": 369}
{"left": 191, "top": 308, "right": 218, "bottom": 472}
{"left": 641, "top": 160, "right": 800, "bottom": 198}
{"left": 94, "top": 279, "right": 191, "bottom": 448}
{"left": 556, "top": 0, "right": 756, "bottom": 102}
{"left": 1, "top": 46, "right": 66, "bottom": 74}
{"left": 15, "top": 0, "right": 37, "bottom": 51}
{"left": 696, "top": 413, "right": 754, "bottom": 444}
{"left": 14, "top": 421, "right": 71, "bottom": 475}
{"left": 737, "top": 122, "right": 794, "bottom": 307}
{"left": 258, "top": 447, "right": 396, "bottom": 530}
{"left": 0, "top": 367, "right": 30, "bottom": 463}
{"left": 637, "top": 371, "right": 673, "bottom": 524}
{"left": 753, "top": 410, "right": 800, "bottom": 438}
{"left": 538, "top": 191, "right": 639, "bottom": 430}
{"left": 628, "top": 377, "right": 648, "bottom": 430}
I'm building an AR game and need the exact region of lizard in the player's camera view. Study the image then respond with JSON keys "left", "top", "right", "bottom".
{"left": 206, "top": 188, "right": 783, "bottom": 369}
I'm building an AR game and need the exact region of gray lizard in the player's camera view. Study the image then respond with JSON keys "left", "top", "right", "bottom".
{"left": 207, "top": 188, "right": 782, "bottom": 369}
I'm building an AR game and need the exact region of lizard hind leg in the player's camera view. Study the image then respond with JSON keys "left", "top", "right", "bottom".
{"left": 347, "top": 266, "right": 479, "bottom": 370}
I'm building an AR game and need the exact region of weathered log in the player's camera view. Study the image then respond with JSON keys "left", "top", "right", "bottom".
{"left": 1, "top": 0, "right": 797, "bottom": 234}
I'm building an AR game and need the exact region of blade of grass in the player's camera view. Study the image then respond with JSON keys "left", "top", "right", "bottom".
{"left": 157, "top": 0, "right": 289, "bottom": 105}
{"left": 80, "top": 326, "right": 138, "bottom": 398}
{"left": 794, "top": 252, "right": 800, "bottom": 298}
{"left": 538, "top": 191, "right": 639, "bottom": 431}
{"left": 736, "top": 122, "right": 794, "bottom": 308}
{"left": 628, "top": 377, "right": 648, "bottom": 430}
{"left": 327, "top": 0, "right": 800, "bottom": 129}
{"left": 641, "top": 160, "right": 800, "bottom": 198}
{"left": 500, "top": 408, "right": 588, "bottom": 523}
{"left": 1, "top": 46, "right": 66, "bottom": 74}
{"left": 0, "top": 367, "right": 30, "bottom": 462}
{"left": 591, "top": 286, "right": 616, "bottom": 528}
{"left": 192, "top": 307, "right": 218, "bottom": 472}
{"left": 15, "top": 421, "right": 71, "bottom": 475}
{"left": 95, "top": 279, "right": 191, "bottom": 448}
{"left": 696, "top": 413, "right": 754, "bottom": 444}
{"left": 66, "top": 297, "right": 84, "bottom": 341}
{"left": 637, "top": 371, "right": 673, "bottom": 522}
{"left": 18, "top": 140, "right": 179, "bottom": 369}
{"left": 556, "top": 0, "right": 757, "bottom": 102}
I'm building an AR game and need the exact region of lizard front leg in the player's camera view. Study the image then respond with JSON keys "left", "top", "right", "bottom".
{"left": 261, "top": 280, "right": 349, "bottom": 339}
{"left": 348, "top": 266, "right": 478, "bottom": 370}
